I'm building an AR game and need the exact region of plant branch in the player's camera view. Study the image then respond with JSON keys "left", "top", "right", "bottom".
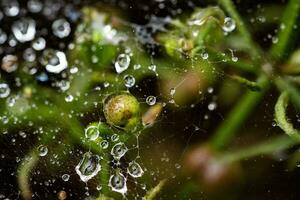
{"left": 270, "top": 0, "right": 300, "bottom": 61}
{"left": 211, "top": 74, "right": 270, "bottom": 149}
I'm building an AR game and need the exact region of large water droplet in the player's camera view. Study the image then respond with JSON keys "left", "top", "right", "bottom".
{"left": 0, "top": 83, "right": 11, "bottom": 98}
{"left": 85, "top": 125, "right": 99, "bottom": 141}
{"left": 111, "top": 143, "right": 128, "bottom": 160}
{"left": 115, "top": 54, "right": 130, "bottom": 74}
{"left": 75, "top": 152, "right": 101, "bottom": 182}
{"left": 12, "top": 18, "right": 36, "bottom": 43}
{"left": 41, "top": 50, "right": 68, "bottom": 74}
{"left": 52, "top": 18, "right": 71, "bottom": 38}
{"left": 127, "top": 161, "right": 144, "bottom": 178}
{"left": 109, "top": 172, "right": 127, "bottom": 194}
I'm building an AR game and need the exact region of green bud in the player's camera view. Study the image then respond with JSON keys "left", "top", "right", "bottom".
{"left": 103, "top": 92, "right": 140, "bottom": 131}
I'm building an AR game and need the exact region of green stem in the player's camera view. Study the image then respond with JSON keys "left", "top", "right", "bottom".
{"left": 211, "top": 74, "right": 270, "bottom": 149}
{"left": 270, "top": 0, "right": 300, "bottom": 61}
{"left": 218, "top": 0, "right": 262, "bottom": 61}
{"left": 274, "top": 91, "right": 300, "bottom": 141}
{"left": 18, "top": 151, "right": 39, "bottom": 200}
{"left": 275, "top": 77, "right": 300, "bottom": 109}
{"left": 221, "top": 135, "right": 297, "bottom": 163}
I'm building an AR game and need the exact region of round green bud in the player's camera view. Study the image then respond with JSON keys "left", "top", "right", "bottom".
{"left": 103, "top": 92, "right": 140, "bottom": 131}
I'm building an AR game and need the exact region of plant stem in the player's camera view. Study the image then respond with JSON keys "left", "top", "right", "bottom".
{"left": 211, "top": 74, "right": 270, "bottom": 149}
{"left": 275, "top": 77, "right": 300, "bottom": 109}
{"left": 218, "top": 0, "right": 262, "bottom": 61}
{"left": 274, "top": 91, "right": 300, "bottom": 141}
{"left": 221, "top": 135, "right": 297, "bottom": 163}
{"left": 270, "top": 0, "right": 300, "bottom": 61}
{"left": 18, "top": 151, "right": 38, "bottom": 200}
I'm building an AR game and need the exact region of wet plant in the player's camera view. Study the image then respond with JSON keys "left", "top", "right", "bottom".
{"left": 1, "top": 0, "right": 300, "bottom": 199}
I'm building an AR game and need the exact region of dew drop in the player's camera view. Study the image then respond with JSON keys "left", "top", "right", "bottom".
{"left": 109, "top": 172, "right": 127, "bottom": 194}
{"left": 170, "top": 88, "right": 176, "bottom": 96}
{"left": 41, "top": 50, "right": 68, "bottom": 74}
{"left": 201, "top": 52, "right": 209, "bottom": 60}
{"left": 27, "top": 0, "right": 43, "bottom": 13}
{"left": 2, "top": 0, "right": 19, "bottom": 17}
{"left": 52, "top": 18, "right": 71, "bottom": 38}
{"left": 62, "top": 174, "right": 70, "bottom": 182}
{"left": 1, "top": 55, "right": 18, "bottom": 73}
{"left": 115, "top": 54, "right": 130, "bottom": 74}
{"left": 111, "top": 134, "right": 119, "bottom": 142}
{"left": 37, "top": 145, "right": 48, "bottom": 157}
{"left": 127, "top": 161, "right": 144, "bottom": 178}
{"left": 75, "top": 152, "right": 101, "bottom": 182}
{"left": 146, "top": 96, "right": 156, "bottom": 106}
{"left": 32, "top": 37, "right": 46, "bottom": 51}
{"left": 85, "top": 125, "right": 99, "bottom": 141}
{"left": 12, "top": 18, "right": 36, "bottom": 43}
{"left": 100, "top": 140, "right": 109, "bottom": 149}
{"left": 223, "top": 17, "right": 236, "bottom": 32}
{"left": 0, "top": 83, "right": 11, "bottom": 98}
{"left": 0, "top": 29, "right": 7, "bottom": 45}
{"left": 208, "top": 102, "right": 217, "bottom": 111}
{"left": 23, "top": 48, "right": 36, "bottom": 62}
{"left": 65, "top": 94, "right": 74, "bottom": 102}
{"left": 123, "top": 75, "right": 135, "bottom": 88}
{"left": 111, "top": 143, "right": 128, "bottom": 160}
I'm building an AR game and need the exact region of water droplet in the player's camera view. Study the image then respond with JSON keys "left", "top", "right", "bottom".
{"left": 133, "top": 64, "right": 141, "bottom": 70}
{"left": 109, "top": 172, "right": 127, "bottom": 194}
{"left": 41, "top": 50, "right": 68, "bottom": 74}
{"left": 208, "top": 102, "right": 217, "bottom": 111}
{"left": 23, "top": 48, "right": 36, "bottom": 62}
{"left": 111, "top": 143, "right": 128, "bottom": 160}
{"left": 96, "top": 185, "right": 102, "bottom": 191}
{"left": 65, "top": 94, "right": 74, "bottom": 102}
{"left": 111, "top": 134, "right": 119, "bottom": 142}
{"left": 75, "top": 152, "right": 101, "bottom": 182}
{"left": 12, "top": 18, "right": 36, "bottom": 43}
{"left": 201, "top": 52, "right": 209, "bottom": 60}
{"left": 62, "top": 174, "right": 70, "bottom": 182}
{"left": 146, "top": 96, "right": 156, "bottom": 106}
{"left": 27, "top": 0, "right": 43, "bottom": 13}
{"left": 2, "top": 0, "right": 19, "bottom": 17}
{"left": 123, "top": 75, "right": 135, "bottom": 88}
{"left": 85, "top": 125, "right": 99, "bottom": 141}
{"left": 148, "top": 64, "right": 157, "bottom": 71}
{"left": 170, "top": 88, "right": 176, "bottom": 96}
{"left": 37, "top": 145, "right": 48, "bottom": 156}
{"left": 0, "top": 29, "right": 7, "bottom": 45}
{"left": 52, "top": 18, "right": 71, "bottom": 38}
{"left": 207, "top": 87, "right": 214, "bottom": 94}
{"left": 115, "top": 54, "right": 130, "bottom": 73}
{"left": 223, "top": 17, "right": 236, "bottom": 32}
{"left": 232, "top": 56, "right": 238, "bottom": 62}
{"left": 0, "top": 83, "right": 10, "bottom": 98}
{"left": 100, "top": 140, "right": 109, "bottom": 149}
{"left": 127, "top": 161, "right": 144, "bottom": 178}
{"left": 32, "top": 37, "right": 46, "bottom": 51}
{"left": 1, "top": 55, "right": 18, "bottom": 73}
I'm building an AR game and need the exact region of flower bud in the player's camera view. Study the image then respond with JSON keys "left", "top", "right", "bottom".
{"left": 103, "top": 92, "right": 140, "bottom": 131}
